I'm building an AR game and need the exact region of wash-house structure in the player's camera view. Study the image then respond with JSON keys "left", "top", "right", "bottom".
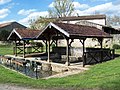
{"left": 7, "top": 28, "right": 42, "bottom": 57}
{"left": 8, "top": 22, "right": 114, "bottom": 67}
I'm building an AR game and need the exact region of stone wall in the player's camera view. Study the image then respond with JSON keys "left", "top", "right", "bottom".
{"left": 57, "top": 38, "right": 112, "bottom": 49}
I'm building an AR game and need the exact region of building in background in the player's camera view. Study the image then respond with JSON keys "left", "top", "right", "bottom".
{"left": 0, "top": 22, "right": 27, "bottom": 42}
{"left": 55, "top": 14, "right": 113, "bottom": 48}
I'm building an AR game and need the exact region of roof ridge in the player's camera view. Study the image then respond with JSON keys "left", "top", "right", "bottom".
{"left": 53, "top": 22, "right": 100, "bottom": 30}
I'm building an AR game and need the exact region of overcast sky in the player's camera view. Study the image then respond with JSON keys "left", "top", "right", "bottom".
{"left": 0, "top": 0, "right": 120, "bottom": 26}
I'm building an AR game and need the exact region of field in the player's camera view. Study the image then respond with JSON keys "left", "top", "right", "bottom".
{"left": 0, "top": 45, "right": 120, "bottom": 90}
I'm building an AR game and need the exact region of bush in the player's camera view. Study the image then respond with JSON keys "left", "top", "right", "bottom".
{"left": 113, "top": 44, "right": 120, "bottom": 49}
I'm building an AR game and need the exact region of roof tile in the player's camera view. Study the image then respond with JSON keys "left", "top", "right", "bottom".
{"left": 53, "top": 22, "right": 111, "bottom": 38}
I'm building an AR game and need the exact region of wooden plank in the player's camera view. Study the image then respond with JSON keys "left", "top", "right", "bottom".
{"left": 23, "top": 40, "right": 25, "bottom": 58}
{"left": 47, "top": 40, "right": 50, "bottom": 62}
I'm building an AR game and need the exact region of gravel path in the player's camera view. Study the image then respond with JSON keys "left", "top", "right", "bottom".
{"left": 0, "top": 84, "right": 76, "bottom": 90}
{"left": 44, "top": 70, "right": 84, "bottom": 79}
{"left": 44, "top": 66, "right": 89, "bottom": 79}
{"left": 0, "top": 84, "right": 41, "bottom": 90}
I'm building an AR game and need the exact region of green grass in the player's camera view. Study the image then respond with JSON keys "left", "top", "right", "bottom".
{"left": 1, "top": 57, "right": 120, "bottom": 89}
{"left": 0, "top": 44, "right": 46, "bottom": 55}
{"left": 0, "top": 45, "right": 13, "bottom": 55}
{"left": 1, "top": 45, "right": 120, "bottom": 89}
{"left": 115, "top": 49, "right": 120, "bottom": 54}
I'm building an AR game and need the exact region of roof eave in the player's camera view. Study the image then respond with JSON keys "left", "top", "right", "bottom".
{"left": 37, "top": 22, "right": 70, "bottom": 38}
{"left": 7, "top": 29, "right": 22, "bottom": 40}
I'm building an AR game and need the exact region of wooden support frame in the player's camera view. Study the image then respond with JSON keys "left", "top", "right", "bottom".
{"left": 65, "top": 38, "right": 70, "bottom": 66}
{"left": 43, "top": 40, "right": 48, "bottom": 53}
{"left": 79, "top": 38, "right": 86, "bottom": 67}
{"left": 47, "top": 39, "right": 50, "bottom": 62}
{"left": 23, "top": 40, "right": 25, "bottom": 58}
{"left": 46, "top": 34, "right": 51, "bottom": 63}
{"left": 32, "top": 46, "right": 41, "bottom": 53}
{"left": 14, "top": 40, "right": 17, "bottom": 56}
{"left": 98, "top": 38, "right": 103, "bottom": 49}
{"left": 69, "top": 39, "right": 74, "bottom": 47}
{"left": 65, "top": 38, "right": 74, "bottom": 66}
{"left": 45, "top": 39, "right": 48, "bottom": 53}
{"left": 98, "top": 38, "right": 103, "bottom": 63}
{"left": 55, "top": 39, "right": 58, "bottom": 47}
{"left": 50, "top": 40, "right": 55, "bottom": 46}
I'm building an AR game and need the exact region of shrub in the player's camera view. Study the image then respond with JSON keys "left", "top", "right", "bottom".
{"left": 112, "top": 44, "right": 120, "bottom": 49}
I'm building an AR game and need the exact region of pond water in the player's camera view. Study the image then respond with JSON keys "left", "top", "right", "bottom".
{"left": 0, "top": 59, "right": 57, "bottom": 79}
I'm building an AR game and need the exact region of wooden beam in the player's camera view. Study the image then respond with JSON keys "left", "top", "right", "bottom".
{"left": 50, "top": 40, "right": 54, "bottom": 46}
{"left": 66, "top": 38, "right": 70, "bottom": 66}
{"left": 14, "top": 40, "right": 17, "bottom": 56}
{"left": 69, "top": 39, "right": 74, "bottom": 47}
{"left": 83, "top": 39, "right": 86, "bottom": 67}
{"left": 23, "top": 40, "right": 25, "bottom": 58}
{"left": 42, "top": 40, "right": 48, "bottom": 53}
{"left": 55, "top": 39, "right": 58, "bottom": 47}
{"left": 45, "top": 40, "right": 47, "bottom": 53}
{"left": 47, "top": 39, "right": 50, "bottom": 62}
{"left": 98, "top": 38, "right": 103, "bottom": 63}
{"left": 80, "top": 38, "right": 86, "bottom": 67}
{"left": 98, "top": 38, "right": 103, "bottom": 49}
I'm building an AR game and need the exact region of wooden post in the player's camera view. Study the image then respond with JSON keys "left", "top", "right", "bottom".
{"left": 23, "top": 40, "right": 25, "bottom": 58}
{"left": 42, "top": 40, "right": 47, "bottom": 53}
{"left": 112, "top": 49, "right": 115, "bottom": 59}
{"left": 66, "top": 38, "right": 70, "bottom": 66}
{"left": 56, "top": 32, "right": 58, "bottom": 47}
{"left": 15, "top": 40, "right": 17, "bottom": 56}
{"left": 80, "top": 38, "right": 86, "bottom": 67}
{"left": 82, "top": 39, "right": 86, "bottom": 67}
{"left": 56, "top": 39, "right": 58, "bottom": 47}
{"left": 24, "top": 64, "right": 27, "bottom": 75}
{"left": 100, "top": 39, "right": 103, "bottom": 49}
{"left": 46, "top": 39, "right": 47, "bottom": 53}
{"left": 98, "top": 38, "right": 103, "bottom": 63}
{"left": 83, "top": 40, "right": 85, "bottom": 67}
{"left": 35, "top": 63, "right": 38, "bottom": 79}
{"left": 47, "top": 39, "right": 50, "bottom": 62}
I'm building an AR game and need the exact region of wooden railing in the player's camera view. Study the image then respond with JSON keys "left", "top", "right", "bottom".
{"left": 13, "top": 45, "right": 43, "bottom": 55}
{"left": 83, "top": 49, "right": 115, "bottom": 65}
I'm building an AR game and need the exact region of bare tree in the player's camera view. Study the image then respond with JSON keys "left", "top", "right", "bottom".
{"left": 49, "top": 0, "right": 75, "bottom": 18}
{"left": 107, "top": 15, "right": 120, "bottom": 26}
{"left": 29, "top": 16, "right": 56, "bottom": 29}
{"left": 29, "top": 0, "right": 75, "bottom": 29}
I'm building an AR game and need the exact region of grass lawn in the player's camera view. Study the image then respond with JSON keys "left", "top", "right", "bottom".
{"left": 1, "top": 57, "right": 120, "bottom": 90}
{"left": 1, "top": 45, "right": 120, "bottom": 89}
{"left": 0, "top": 45, "right": 13, "bottom": 55}
{"left": 115, "top": 49, "right": 120, "bottom": 54}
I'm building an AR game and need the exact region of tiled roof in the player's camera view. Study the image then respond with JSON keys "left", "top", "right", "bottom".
{"left": 8, "top": 28, "right": 41, "bottom": 40}
{"left": 49, "top": 22, "right": 111, "bottom": 38}
{"left": 8, "top": 22, "right": 112, "bottom": 41}
{"left": 16, "top": 28, "right": 41, "bottom": 39}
